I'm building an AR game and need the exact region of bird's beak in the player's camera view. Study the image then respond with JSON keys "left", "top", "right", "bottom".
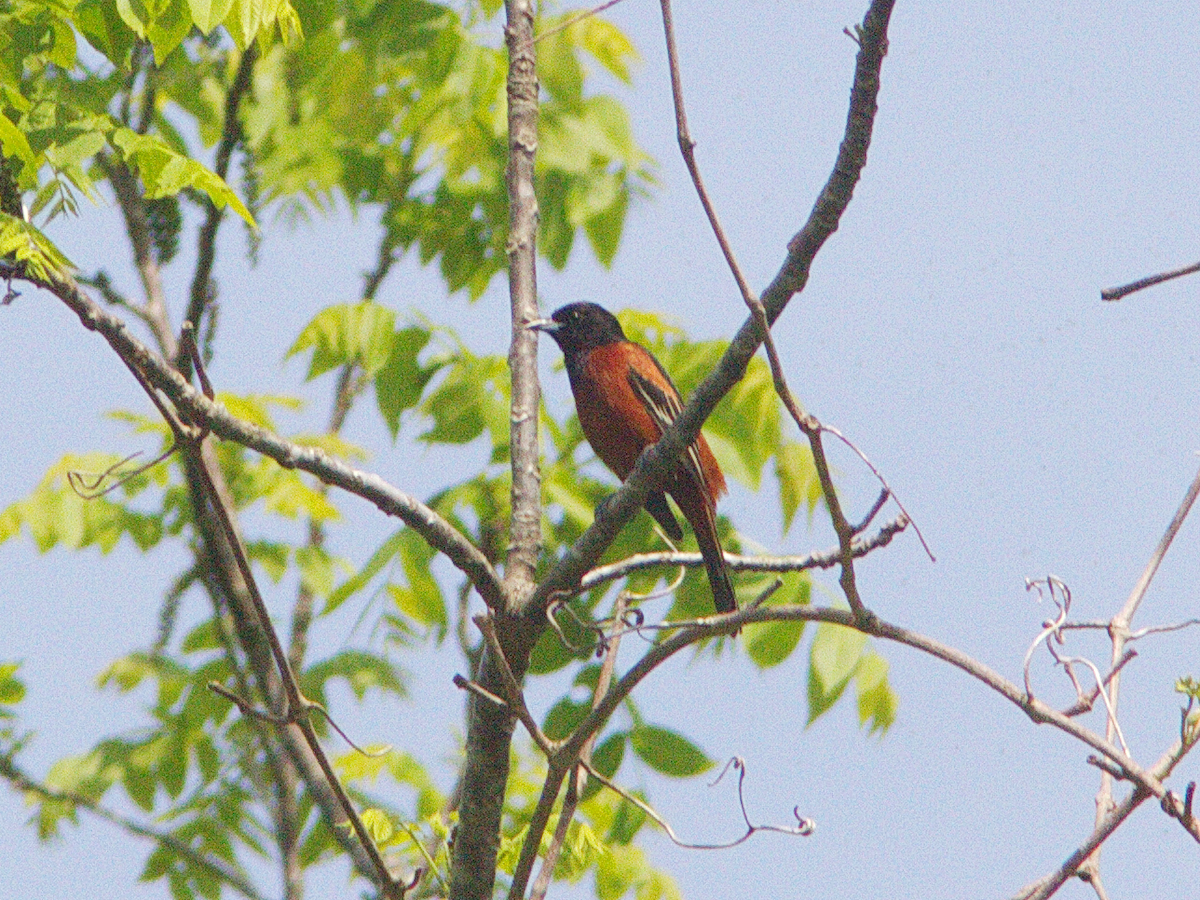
{"left": 527, "top": 317, "right": 559, "bottom": 334}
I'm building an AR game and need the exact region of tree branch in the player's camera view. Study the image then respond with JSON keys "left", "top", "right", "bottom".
{"left": 4, "top": 263, "right": 505, "bottom": 609}
{"left": 449, "top": 4, "right": 544, "bottom": 897}
{"left": 503, "top": 0, "right": 542, "bottom": 607}
{"left": 0, "top": 754, "right": 266, "bottom": 900}
{"left": 187, "top": 431, "right": 407, "bottom": 899}
{"left": 1081, "top": 462, "right": 1200, "bottom": 882}
{"left": 1013, "top": 736, "right": 1198, "bottom": 900}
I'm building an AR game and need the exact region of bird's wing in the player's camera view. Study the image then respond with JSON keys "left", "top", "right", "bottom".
{"left": 626, "top": 367, "right": 711, "bottom": 508}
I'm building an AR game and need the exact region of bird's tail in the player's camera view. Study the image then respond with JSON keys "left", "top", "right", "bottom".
{"left": 692, "top": 505, "right": 737, "bottom": 616}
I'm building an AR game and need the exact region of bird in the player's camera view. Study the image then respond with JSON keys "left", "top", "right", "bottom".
{"left": 530, "top": 301, "right": 736, "bottom": 616}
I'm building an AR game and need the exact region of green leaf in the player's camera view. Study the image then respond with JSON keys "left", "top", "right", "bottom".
{"left": 75, "top": 0, "right": 139, "bottom": 65}
{"left": 194, "top": 736, "right": 220, "bottom": 784}
{"left": 537, "top": 25, "right": 584, "bottom": 107}
{"left": 0, "top": 213, "right": 74, "bottom": 280}
{"left": 582, "top": 177, "right": 627, "bottom": 267}
{"left": 248, "top": 465, "right": 340, "bottom": 522}
{"left": 159, "top": 736, "right": 187, "bottom": 797}
{"left": 629, "top": 724, "right": 713, "bottom": 778}
{"left": 296, "top": 545, "right": 335, "bottom": 600}
{"left": 213, "top": 392, "right": 297, "bottom": 430}
{"left": 125, "top": 763, "right": 156, "bottom": 811}
{"left": 189, "top": 0, "right": 236, "bottom": 32}
{"left": 525, "top": 607, "right": 590, "bottom": 674}
{"left": 574, "top": 16, "right": 638, "bottom": 84}
{"left": 0, "top": 113, "right": 37, "bottom": 171}
{"left": 556, "top": 819, "right": 605, "bottom": 881}
{"left": 855, "top": 651, "right": 897, "bottom": 735}
{"left": 537, "top": 171, "right": 574, "bottom": 269}
{"left": 224, "top": 0, "right": 303, "bottom": 49}
{"left": 141, "top": 846, "right": 172, "bottom": 882}
{"left": 0, "top": 662, "right": 26, "bottom": 706}
{"left": 361, "top": 808, "right": 394, "bottom": 844}
{"left": 543, "top": 697, "right": 589, "bottom": 741}
{"left": 386, "top": 529, "right": 447, "bottom": 636}
{"left": 302, "top": 650, "right": 405, "bottom": 705}
{"left": 807, "top": 623, "right": 868, "bottom": 725}
{"left": 374, "top": 326, "right": 435, "bottom": 437}
{"left": 246, "top": 539, "right": 288, "bottom": 581}
{"left": 181, "top": 619, "right": 222, "bottom": 653}
{"left": 288, "top": 301, "right": 397, "bottom": 379}
{"left": 777, "top": 439, "right": 821, "bottom": 532}
{"left": 145, "top": 0, "right": 192, "bottom": 63}
{"left": 605, "top": 799, "right": 648, "bottom": 847}
{"left": 114, "top": 0, "right": 148, "bottom": 36}
{"left": 744, "top": 573, "right": 810, "bottom": 669}
{"left": 97, "top": 655, "right": 155, "bottom": 692}
{"left": 590, "top": 732, "right": 626, "bottom": 779}
{"left": 581, "top": 731, "right": 626, "bottom": 801}
{"left": 109, "top": 128, "right": 255, "bottom": 226}
{"left": 421, "top": 380, "right": 484, "bottom": 444}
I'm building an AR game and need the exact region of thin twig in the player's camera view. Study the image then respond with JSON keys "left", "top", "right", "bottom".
{"left": 1045, "top": 650, "right": 1130, "bottom": 757}
{"left": 580, "top": 757, "right": 813, "bottom": 850}
{"left": 506, "top": 763, "right": 570, "bottom": 900}
{"left": 1089, "top": 462, "right": 1200, "bottom": 878}
{"left": 853, "top": 488, "right": 890, "bottom": 535}
{"left": 1051, "top": 618, "right": 1200, "bottom": 640}
{"left": 580, "top": 513, "right": 908, "bottom": 590}
{"left": 555, "top": 599, "right": 1163, "bottom": 819}
{"left": 452, "top": 673, "right": 510, "bottom": 711}
{"left": 1115, "top": 463, "right": 1200, "bottom": 630}
{"left": 534, "top": 0, "right": 627, "bottom": 42}
{"left": 66, "top": 446, "right": 177, "bottom": 499}
{"left": 658, "top": 0, "right": 907, "bottom": 623}
{"left": 1062, "top": 650, "right": 1137, "bottom": 718}
{"left": 192, "top": 443, "right": 407, "bottom": 898}
{"left": 818, "top": 422, "right": 934, "bottom": 560}
{"left": 180, "top": 44, "right": 258, "bottom": 372}
{"left": 474, "top": 614, "right": 555, "bottom": 755}
{"left": 1100, "top": 260, "right": 1200, "bottom": 302}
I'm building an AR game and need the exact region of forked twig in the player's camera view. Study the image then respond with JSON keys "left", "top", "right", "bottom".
{"left": 529, "top": 594, "right": 629, "bottom": 900}
{"left": 1044, "top": 648, "right": 1130, "bottom": 757}
{"left": 1062, "top": 650, "right": 1137, "bottom": 718}
{"left": 581, "top": 756, "right": 814, "bottom": 850}
{"left": 67, "top": 446, "right": 176, "bottom": 499}
{"left": 817, "top": 422, "right": 934, "bottom": 561}
{"left": 474, "top": 613, "right": 555, "bottom": 754}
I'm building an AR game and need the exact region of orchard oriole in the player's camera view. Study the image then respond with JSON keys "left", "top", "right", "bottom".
{"left": 531, "top": 302, "right": 736, "bottom": 615}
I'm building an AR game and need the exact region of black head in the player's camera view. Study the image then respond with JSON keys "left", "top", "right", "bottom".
{"left": 529, "top": 302, "right": 627, "bottom": 356}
